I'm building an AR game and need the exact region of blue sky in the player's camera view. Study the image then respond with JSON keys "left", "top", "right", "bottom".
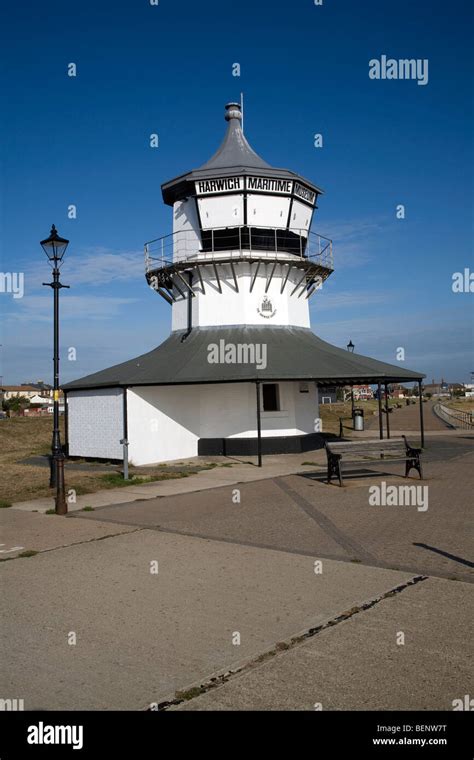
{"left": 1, "top": 0, "right": 472, "bottom": 386}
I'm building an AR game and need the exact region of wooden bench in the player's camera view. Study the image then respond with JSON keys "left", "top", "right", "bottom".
{"left": 325, "top": 436, "right": 423, "bottom": 487}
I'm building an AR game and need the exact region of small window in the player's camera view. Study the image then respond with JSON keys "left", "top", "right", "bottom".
{"left": 262, "top": 383, "right": 279, "bottom": 412}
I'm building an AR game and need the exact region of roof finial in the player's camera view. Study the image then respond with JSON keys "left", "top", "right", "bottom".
{"left": 225, "top": 102, "right": 242, "bottom": 123}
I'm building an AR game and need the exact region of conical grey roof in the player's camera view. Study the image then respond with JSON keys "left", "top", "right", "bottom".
{"left": 161, "top": 102, "right": 323, "bottom": 205}
{"left": 196, "top": 102, "right": 273, "bottom": 171}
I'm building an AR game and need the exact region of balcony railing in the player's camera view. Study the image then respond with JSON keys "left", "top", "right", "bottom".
{"left": 144, "top": 226, "right": 333, "bottom": 274}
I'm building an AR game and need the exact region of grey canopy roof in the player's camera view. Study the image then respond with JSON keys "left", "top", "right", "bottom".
{"left": 161, "top": 102, "right": 323, "bottom": 205}
{"left": 63, "top": 326, "right": 424, "bottom": 391}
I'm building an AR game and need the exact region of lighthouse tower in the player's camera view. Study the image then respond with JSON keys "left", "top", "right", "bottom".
{"left": 64, "top": 101, "right": 424, "bottom": 466}
{"left": 145, "top": 102, "right": 333, "bottom": 330}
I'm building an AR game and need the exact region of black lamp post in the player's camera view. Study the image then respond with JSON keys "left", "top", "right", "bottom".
{"left": 41, "top": 225, "right": 70, "bottom": 515}
{"left": 347, "top": 340, "right": 355, "bottom": 353}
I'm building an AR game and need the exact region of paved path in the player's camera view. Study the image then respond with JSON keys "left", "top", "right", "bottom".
{"left": 1, "top": 434, "right": 472, "bottom": 711}
{"left": 366, "top": 399, "right": 449, "bottom": 433}
{"left": 10, "top": 453, "right": 320, "bottom": 514}
{"left": 71, "top": 436, "right": 474, "bottom": 583}
{"left": 172, "top": 576, "right": 472, "bottom": 711}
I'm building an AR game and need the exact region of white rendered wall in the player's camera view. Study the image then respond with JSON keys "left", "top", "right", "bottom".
{"left": 126, "top": 382, "right": 319, "bottom": 466}
{"left": 171, "top": 261, "right": 311, "bottom": 331}
{"left": 127, "top": 386, "right": 199, "bottom": 465}
{"left": 67, "top": 388, "right": 123, "bottom": 460}
{"left": 172, "top": 199, "right": 201, "bottom": 260}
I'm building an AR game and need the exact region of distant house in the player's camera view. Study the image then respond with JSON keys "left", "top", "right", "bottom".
{"left": 1, "top": 385, "right": 43, "bottom": 401}
{"left": 423, "top": 378, "right": 450, "bottom": 397}
{"left": 1, "top": 385, "right": 61, "bottom": 401}
{"left": 23, "top": 395, "right": 51, "bottom": 417}
{"left": 318, "top": 386, "right": 338, "bottom": 404}
{"left": 352, "top": 384, "right": 374, "bottom": 401}
{"left": 390, "top": 384, "right": 409, "bottom": 399}
{"left": 463, "top": 383, "right": 474, "bottom": 397}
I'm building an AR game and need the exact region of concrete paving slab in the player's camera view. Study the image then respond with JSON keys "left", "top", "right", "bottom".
{"left": 0, "top": 509, "right": 137, "bottom": 558}
{"left": 0, "top": 529, "right": 414, "bottom": 710}
{"left": 75, "top": 478, "right": 352, "bottom": 560}
{"left": 282, "top": 453, "right": 474, "bottom": 582}
{"left": 172, "top": 576, "right": 474, "bottom": 711}
{"left": 75, "top": 445, "right": 474, "bottom": 582}
{"left": 10, "top": 488, "right": 170, "bottom": 514}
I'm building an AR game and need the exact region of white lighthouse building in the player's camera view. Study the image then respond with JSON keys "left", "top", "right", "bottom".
{"left": 64, "top": 102, "right": 423, "bottom": 465}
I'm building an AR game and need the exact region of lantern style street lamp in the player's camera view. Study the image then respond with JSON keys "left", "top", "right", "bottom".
{"left": 347, "top": 340, "right": 355, "bottom": 353}
{"left": 41, "top": 225, "right": 70, "bottom": 514}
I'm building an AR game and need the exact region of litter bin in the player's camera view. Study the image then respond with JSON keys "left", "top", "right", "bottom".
{"left": 353, "top": 407, "right": 364, "bottom": 431}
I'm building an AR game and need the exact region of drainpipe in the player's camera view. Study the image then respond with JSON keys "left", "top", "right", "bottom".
{"left": 181, "top": 272, "right": 194, "bottom": 342}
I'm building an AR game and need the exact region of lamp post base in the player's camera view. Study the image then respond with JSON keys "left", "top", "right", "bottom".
{"left": 54, "top": 453, "right": 68, "bottom": 515}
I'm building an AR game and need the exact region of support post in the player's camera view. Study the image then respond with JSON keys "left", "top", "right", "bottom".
{"left": 121, "top": 388, "right": 129, "bottom": 480}
{"left": 418, "top": 380, "right": 425, "bottom": 448}
{"left": 63, "top": 390, "right": 69, "bottom": 457}
{"left": 384, "top": 383, "right": 391, "bottom": 439}
{"left": 256, "top": 381, "right": 262, "bottom": 467}
{"left": 377, "top": 382, "right": 384, "bottom": 440}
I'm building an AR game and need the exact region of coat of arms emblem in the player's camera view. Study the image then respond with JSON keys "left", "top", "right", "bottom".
{"left": 257, "top": 296, "right": 277, "bottom": 318}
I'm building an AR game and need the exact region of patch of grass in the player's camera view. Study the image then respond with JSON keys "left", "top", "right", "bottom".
{"left": 255, "top": 650, "right": 277, "bottom": 663}
{"left": 0, "top": 416, "right": 237, "bottom": 503}
{"left": 446, "top": 398, "right": 474, "bottom": 413}
{"left": 45, "top": 509, "right": 56, "bottom": 514}
{"left": 175, "top": 686, "right": 206, "bottom": 701}
{"left": 275, "top": 641, "right": 290, "bottom": 651}
{"left": 99, "top": 471, "right": 193, "bottom": 489}
{"left": 18, "top": 550, "right": 38, "bottom": 558}
{"left": 82, "top": 506, "right": 94, "bottom": 511}
{"left": 0, "top": 499, "right": 12, "bottom": 508}
{"left": 301, "top": 461, "right": 319, "bottom": 466}
{"left": 100, "top": 473, "right": 152, "bottom": 487}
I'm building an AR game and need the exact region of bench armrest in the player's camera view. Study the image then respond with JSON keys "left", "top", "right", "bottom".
{"left": 402, "top": 435, "right": 422, "bottom": 454}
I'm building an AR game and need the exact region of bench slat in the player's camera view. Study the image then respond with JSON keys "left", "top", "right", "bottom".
{"left": 328, "top": 438, "right": 405, "bottom": 448}
{"left": 327, "top": 445, "right": 406, "bottom": 454}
